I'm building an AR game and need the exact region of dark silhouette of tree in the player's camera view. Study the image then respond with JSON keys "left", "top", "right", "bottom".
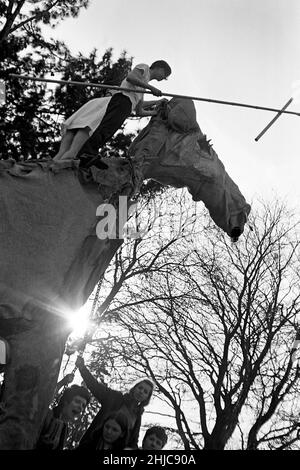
{"left": 0, "top": 1, "right": 135, "bottom": 160}
{"left": 0, "top": 1, "right": 90, "bottom": 45}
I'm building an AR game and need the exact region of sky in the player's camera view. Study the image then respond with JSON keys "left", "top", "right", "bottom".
{"left": 43, "top": 0, "right": 300, "bottom": 212}
{"left": 44, "top": 0, "right": 300, "bottom": 448}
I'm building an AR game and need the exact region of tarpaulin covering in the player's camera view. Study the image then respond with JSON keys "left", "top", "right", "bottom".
{"left": 0, "top": 158, "right": 136, "bottom": 319}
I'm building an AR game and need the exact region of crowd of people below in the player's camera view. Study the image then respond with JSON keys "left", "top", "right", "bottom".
{"left": 36, "top": 356, "right": 168, "bottom": 451}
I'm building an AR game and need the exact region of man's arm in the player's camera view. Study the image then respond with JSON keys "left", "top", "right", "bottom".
{"left": 135, "top": 98, "right": 168, "bottom": 117}
{"left": 126, "top": 68, "right": 162, "bottom": 97}
{"left": 141, "top": 99, "right": 164, "bottom": 108}
{"left": 135, "top": 103, "right": 157, "bottom": 117}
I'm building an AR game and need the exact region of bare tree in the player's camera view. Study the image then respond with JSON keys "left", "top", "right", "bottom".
{"left": 83, "top": 199, "right": 300, "bottom": 450}
{"left": 61, "top": 189, "right": 202, "bottom": 447}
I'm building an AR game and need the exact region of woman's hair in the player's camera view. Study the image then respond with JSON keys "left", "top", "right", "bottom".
{"left": 98, "top": 411, "right": 129, "bottom": 450}
{"left": 128, "top": 378, "right": 154, "bottom": 408}
{"left": 56, "top": 384, "right": 91, "bottom": 413}
{"left": 150, "top": 60, "right": 172, "bottom": 77}
{"left": 142, "top": 426, "right": 168, "bottom": 448}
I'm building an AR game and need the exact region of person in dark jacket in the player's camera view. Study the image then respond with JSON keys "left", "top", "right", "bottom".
{"left": 75, "top": 356, "right": 154, "bottom": 449}
{"left": 77, "top": 411, "right": 129, "bottom": 450}
{"left": 36, "top": 384, "right": 90, "bottom": 450}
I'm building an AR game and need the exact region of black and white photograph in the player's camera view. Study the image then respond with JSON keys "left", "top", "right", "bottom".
{"left": 0, "top": 0, "right": 299, "bottom": 459}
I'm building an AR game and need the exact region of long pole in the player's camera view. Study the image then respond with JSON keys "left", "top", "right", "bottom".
{"left": 9, "top": 74, "right": 300, "bottom": 117}
{"left": 254, "top": 98, "right": 294, "bottom": 141}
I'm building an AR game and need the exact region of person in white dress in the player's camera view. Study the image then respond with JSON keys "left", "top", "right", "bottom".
{"left": 53, "top": 61, "right": 172, "bottom": 164}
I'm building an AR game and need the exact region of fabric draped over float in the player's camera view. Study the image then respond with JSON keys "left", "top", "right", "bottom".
{"left": 0, "top": 158, "right": 141, "bottom": 321}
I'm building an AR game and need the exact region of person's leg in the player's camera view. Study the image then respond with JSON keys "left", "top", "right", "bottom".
{"left": 53, "top": 131, "right": 75, "bottom": 161}
{"left": 59, "top": 128, "right": 90, "bottom": 161}
{"left": 76, "top": 94, "right": 132, "bottom": 164}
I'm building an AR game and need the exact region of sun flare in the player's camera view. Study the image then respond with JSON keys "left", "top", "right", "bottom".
{"left": 68, "top": 303, "right": 91, "bottom": 337}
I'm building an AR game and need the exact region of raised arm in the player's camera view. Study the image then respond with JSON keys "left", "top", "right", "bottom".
{"left": 75, "top": 356, "right": 109, "bottom": 403}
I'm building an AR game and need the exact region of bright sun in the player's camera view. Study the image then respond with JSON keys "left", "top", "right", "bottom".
{"left": 68, "top": 302, "right": 91, "bottom": 337}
